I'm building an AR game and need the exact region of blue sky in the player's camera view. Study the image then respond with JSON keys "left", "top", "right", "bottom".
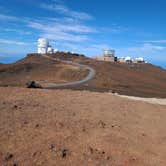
{"left": 0, "top": 0, "right": 166, "bottom": 68}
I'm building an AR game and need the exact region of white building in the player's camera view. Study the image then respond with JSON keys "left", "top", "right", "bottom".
{"left": 47, "top": 46, "right": 53, "bottom": 54}
{"left": 103, "top": 49, "right": 115, "bottom": 57}
{"left": 37, "top": 38, "right": 49, "bottom": 54}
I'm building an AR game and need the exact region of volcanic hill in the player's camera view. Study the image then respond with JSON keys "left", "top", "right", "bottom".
{"left": 0, "top": 52, "right": 166, "bottom": 98}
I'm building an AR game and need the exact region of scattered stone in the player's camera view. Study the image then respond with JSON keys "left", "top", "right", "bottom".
{"left": 26, "top": 81, "right": 43, "bottom": 89}
{"left": 5, "top": 152, "right": 13, "bottom": 161}
{"left": 82, "top": 128, "right": 86, "bottom": 132}
{"left": 60, "top": 149, "right": 68, "bottom": 158}
{"left": 56, "top": 122, "right": 63, "bottom": 128}
{"left": 142, "top": 133, "right": 146, "bottom": 136}
{"left": 89, "top": 147, "right": 94, "bottom": 154}
{"left": 23, "top": 121, "right": 28, "bottom": 125}
{"left": 13, "top": 105, "right": 18, "bottom": 109}
{"left": 105, "top": 156, "right": 110, "bottom": 160}
{"left": 112, "top": 90, "right": 116, "bottom": 94}
{"left": 49, "top": 144, "right": 55, "bottom": 150}
{"left": 98, "top": 120, "right": 106, "bottom": 128}
{"left": 130, "top": 156, "right": 137, "bottom": 161}
{"left": 32, "top": 151, "right": 37, "bottom": 157}
{"left": 35, "top": 124, "right": 39, "bottom": 128}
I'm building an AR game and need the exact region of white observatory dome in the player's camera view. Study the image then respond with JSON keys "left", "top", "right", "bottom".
{"left": 47, "top": 47, "right": 53, "bottom": 54}
{"left": 37, "top": 38, "right": 49, "bottom": 54}
{"left": 137, "top": 57, "right": 144, "bottom": 61}
{"left": 125, "top": 56, "right": 131, "bottom": 61}
{"left": 54, "top": 49, "right": 58, "bottom": 53}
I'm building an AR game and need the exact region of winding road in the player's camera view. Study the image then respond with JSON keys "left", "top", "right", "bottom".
{"left": 37, "top": 55, "right": 166, "bottom": 106}
{"left": 42, "top": 55, "right": 96, "bottom": 89}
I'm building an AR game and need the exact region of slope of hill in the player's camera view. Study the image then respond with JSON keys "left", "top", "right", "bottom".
{"left": 0, "top": 63, "right": 6, "bottom": 69}
{"left": 0, "top": 54, "right": 88, "bottom": 87}
{"left": 78, "top": 59, "right": 166, "bottom": 98}
{"left": 0, "top": 52, "right": 166, "bottom": 98}
{"left": 50, "top": 52, "right": 166, "bottom": 98}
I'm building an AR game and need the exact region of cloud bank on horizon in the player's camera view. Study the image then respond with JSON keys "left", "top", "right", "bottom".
{"left": 0, "top": 0, "right": 166, "bottom": 68}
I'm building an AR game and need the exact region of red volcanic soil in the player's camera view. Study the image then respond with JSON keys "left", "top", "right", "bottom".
{"left": 0, "top": 52, "right": 166, "bottom": 98}
{"left": 0, "top": 54, "right": 88, "bottom": 87}
{"left": 51, "top": 52, "right": 166, "bottom": 98}
{"left": 79, "top": 59, "right": 166, "bottom": 98}
{"left": 0, "top": 87, "right": 166, "bottom": 166}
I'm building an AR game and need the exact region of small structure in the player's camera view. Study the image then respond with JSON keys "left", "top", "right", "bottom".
{"left": 96, "top": 49, "right": 116, "bottom": 62}
{"left": 37, "top": 38, "right": 57, "bottom": 54}
{"left": 54, "top": 49, "right": 58, "bottom": 53}
{"left": 118, "top": 57, "right": 126, "bottom": 63}
{"left": 103, "top": 49, "right": 115, "bottom": 57}
{"left": 47, "top": 46, "right": 54, "bottom": 54}
{"left": 135, "top": 57, "right": 145, "bottom": 63}
{"left": 125, "top": 56, "right": 132, "bottom": 64}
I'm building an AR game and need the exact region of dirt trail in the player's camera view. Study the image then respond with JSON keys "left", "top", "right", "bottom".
{"left": 115, "top": 94, "right": 166, "bottom": 105}
{"left": 42, "top": 55, "right": 96, "bottom": 89}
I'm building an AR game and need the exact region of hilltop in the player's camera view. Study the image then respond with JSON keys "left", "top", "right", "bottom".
{"left": 0, "top": 53, "right": 88, "bottom": 87}
{"left": 0, "top": 52, "right": 166, "bottom": 97}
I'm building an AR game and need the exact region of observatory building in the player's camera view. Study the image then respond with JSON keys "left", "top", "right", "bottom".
{"left": 37, "top": 38, "right": 49, "bottom": 54}
{"left": 37, "top": 38, "right": 58, "bottom": 54}
{"left": 103, "top": 49, "right": 115, "bottom": 57}
{"left": 96, "top": 49, "right": 116, "bottom": 62}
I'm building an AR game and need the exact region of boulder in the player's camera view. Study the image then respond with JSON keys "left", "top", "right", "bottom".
{"left": 26, "top": 81, "right": 43, "bottom": 89}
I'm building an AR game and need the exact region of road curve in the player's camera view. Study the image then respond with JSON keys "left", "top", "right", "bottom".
{"left": 42, "top": 55, "right": 96, "bottom": 89}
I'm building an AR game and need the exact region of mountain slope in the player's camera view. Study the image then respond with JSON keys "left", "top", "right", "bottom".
{"left": 0, "top": 52, "right": 166, "bottom": 98}
{"left": 0, "top": 54, "right": 88, "bottom": 87}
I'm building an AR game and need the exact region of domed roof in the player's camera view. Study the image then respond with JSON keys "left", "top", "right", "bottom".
{"left": 125, "top": 56, "right": 131, "bottom": 61}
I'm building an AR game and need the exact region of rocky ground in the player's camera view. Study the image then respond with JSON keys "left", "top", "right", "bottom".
{"left": 0, "top": 54, "right": 88, "bottom": 87}
{"left": 0, "top": 87, "right": 166, "bottom": 166}
{"left": 1, "top": 53, "right": 166, "bottom": 98}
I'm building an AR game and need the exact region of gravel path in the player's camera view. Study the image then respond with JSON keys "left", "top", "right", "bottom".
{"left": 115, "top": 94, "right": 166, "bottom": 105}
{"left": 42, "top": 55, "right": 96, "bottom": 89}
{"left": 40, "top": 55, "right": 166, "bottom": 105}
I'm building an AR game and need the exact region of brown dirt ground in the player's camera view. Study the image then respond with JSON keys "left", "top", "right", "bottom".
{"left": 0, "top": 87, "right": 166, "bottom": 166}
{"left": 1, "top": 53, "right": 166, "bottom": 98}
{"left": 0, "top": 54, "right": 88, "bottom": 87}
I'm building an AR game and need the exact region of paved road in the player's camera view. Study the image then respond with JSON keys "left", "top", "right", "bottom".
{"left": 42, "top": 55, "right": 96, "bottom": 89}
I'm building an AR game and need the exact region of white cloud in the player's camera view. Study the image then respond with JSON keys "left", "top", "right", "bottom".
{"left": 55, "top": 42, "right": 110, "bottom": 56}
{"left": 143, "top": 43, "right": 166, "bottom": 50}
{"left": 142, "top": 40, "right": 166, "bottom": 44}
{"left": 44, "top": 31, "right": 88, "bottom": 42}
{"left": 0, "top": 39, "right": 30, "bottom": 45}
{"left": 100, "top": 26, "right": 128, "bottom": 34}
{"left": 0, "top": 28, "right": 32, "bottom": 35}
{"left": 0, "top": 14, "right": 19, "bottom": 21}
{"left": 40, "top": 3, "right": 93, "bottom": 20}
{"left": 27, "top": 20, "right": 96, "bottom": 42}
{"left": 128, "top": 43, "right": 166, "bottom": 51}
{"left": 28, "top": 21, "right": 96, "bottom": 33}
